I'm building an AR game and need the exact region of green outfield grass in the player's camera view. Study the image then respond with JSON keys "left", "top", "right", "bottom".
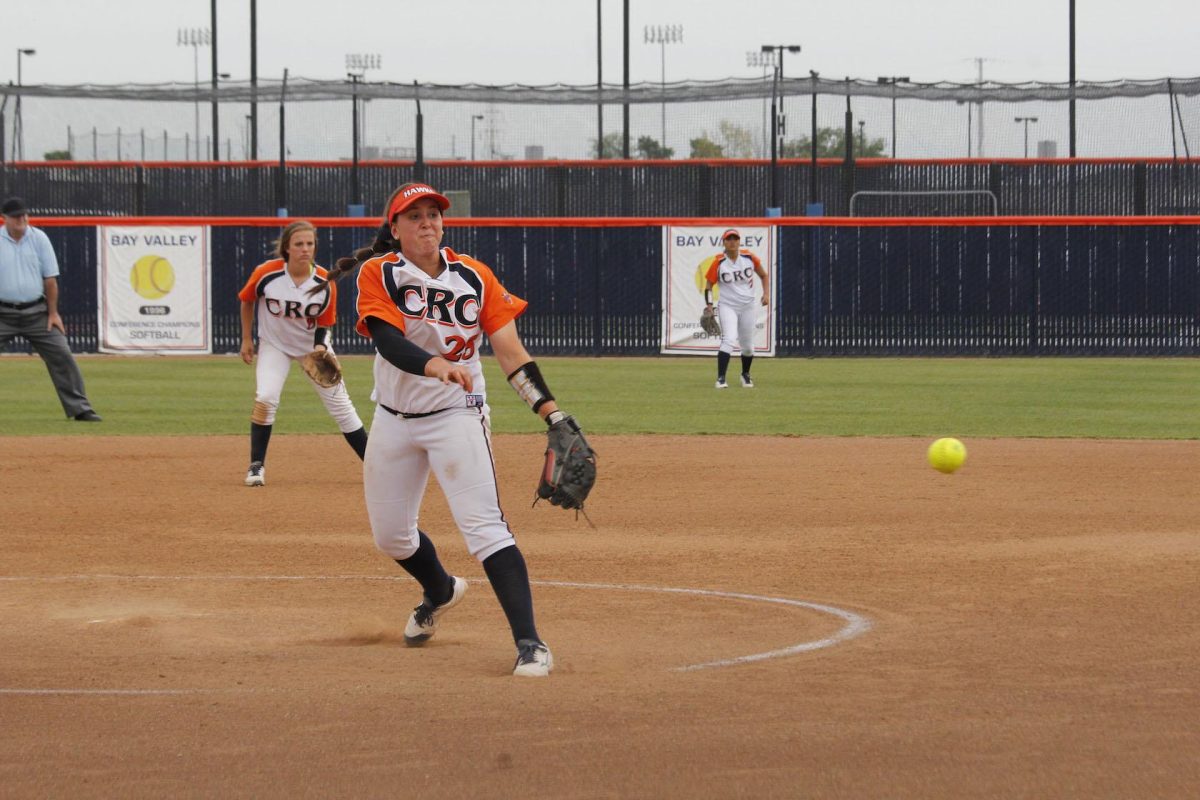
{"left": 0, "top": 355, "right": 1195, "bottom": 439}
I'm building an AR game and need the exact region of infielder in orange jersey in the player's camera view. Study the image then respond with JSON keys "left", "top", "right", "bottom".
{"left": 322, "top": 182, "right": 582, "bottom": 677}
{"left": 237, "top": 220, "right": 368, "bottom": 487}
{"left": 704, "top": 228, "right": 769, "bottom": 389}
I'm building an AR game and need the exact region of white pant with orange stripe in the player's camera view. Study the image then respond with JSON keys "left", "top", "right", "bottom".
{"left": 364, "top": 404, "right": 516, "bottom": 563}
{"left": 253, "top": 340, "right": 363, "bottom": 431}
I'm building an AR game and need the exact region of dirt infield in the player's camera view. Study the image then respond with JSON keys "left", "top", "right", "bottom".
{"left": 2, "top": 434, "right": 1198, "bottom": 798}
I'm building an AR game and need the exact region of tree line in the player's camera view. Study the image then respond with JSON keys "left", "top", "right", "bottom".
{"left": 593, "top": 119, "right": 887, "bottom": 159}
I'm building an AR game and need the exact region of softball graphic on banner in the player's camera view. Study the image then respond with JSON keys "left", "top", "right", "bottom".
{"left": 660, "top": 225, "right": 775, "bottom": 355}
{"left": 97, "top": 226, "right": 211, "bottom": 353}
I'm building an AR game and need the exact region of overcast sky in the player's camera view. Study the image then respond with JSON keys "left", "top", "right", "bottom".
{"left": 3, "top": 0, "right": 1198, "bottom": 89}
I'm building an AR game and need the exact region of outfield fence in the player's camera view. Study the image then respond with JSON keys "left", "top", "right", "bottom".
{"left": 6, "top": 216, "right": 1199, "bottom": 358}
{"left": 4, "top": 158, "right": 1200, "bottom": 218}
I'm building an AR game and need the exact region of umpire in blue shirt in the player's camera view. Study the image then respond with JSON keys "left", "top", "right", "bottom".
{"left": 0, "top": 197, "right": 101, "bottom": 421}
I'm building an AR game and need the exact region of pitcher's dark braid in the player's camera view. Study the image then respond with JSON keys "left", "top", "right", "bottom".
{"left": 309, "top": 221, "right": 399, "bottom": 295}
{"left": 307, "top": 183, "right": 414, "bottom": 296}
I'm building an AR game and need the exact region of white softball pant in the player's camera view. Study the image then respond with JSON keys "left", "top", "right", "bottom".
{"left": 254, "top": 340, "right": 363, "bottom": 432}
{"left": 364, "top": 404, "right": 516, "bottom": 563}
{"left": 717, "top": 302, "right": 758, "bottom": 355}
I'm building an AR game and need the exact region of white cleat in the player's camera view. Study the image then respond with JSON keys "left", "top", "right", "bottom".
{"left": 404, "top": 576, "right": 468, "bottom": 646}
{"left": 740, "top": 373, "right": 755, "bottom": 388}
{"left": 715, "top": 378, "right": 728, "bottom": 389}
{"left": 513, "top": 639, "right": 554, "bottom": 677}
{"left": 244, "top": 461, "right": 265, "bottom": 486}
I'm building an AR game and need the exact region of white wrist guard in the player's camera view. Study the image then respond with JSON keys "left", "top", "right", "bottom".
{"left": 507, "top": 361, "right": 555, "bottom": 413}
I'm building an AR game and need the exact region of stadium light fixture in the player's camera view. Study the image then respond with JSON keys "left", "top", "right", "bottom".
{"left": 177, "top": 29, "right": 211, "bottom": 161}
{"left": 747, "top": 51, "right": 776, "bottom": 158}
{"left": 761, "top": 44, "right": 802, "bottom": 211}
{"left": 345, "top": 54, "right": 381, "bottom": 205}
{"left": 645, "top": 24, "right": 683, "bottom": 155}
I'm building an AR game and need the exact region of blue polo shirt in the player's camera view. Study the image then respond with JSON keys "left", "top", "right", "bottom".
{"left": 0, "top": 224, "right": 59, "bottom": 303}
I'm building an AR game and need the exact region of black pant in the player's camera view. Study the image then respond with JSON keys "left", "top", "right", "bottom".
{"left": 0, "top": 302, "right": 95, "bottom": 418}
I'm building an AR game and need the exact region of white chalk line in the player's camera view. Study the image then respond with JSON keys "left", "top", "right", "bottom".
{"left": 0, "top": 574, "right": 872, "bottom": 692}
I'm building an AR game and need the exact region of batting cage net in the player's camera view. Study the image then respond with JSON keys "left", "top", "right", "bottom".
{"left": 6, "top": 75, "right": 1200, "bottom": 163}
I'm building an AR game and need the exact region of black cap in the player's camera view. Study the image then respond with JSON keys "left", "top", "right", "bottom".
{"left": 1, "top": 197, "right": 29, "bottom": 217}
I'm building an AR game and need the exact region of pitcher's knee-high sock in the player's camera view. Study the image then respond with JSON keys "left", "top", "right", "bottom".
{"left": 394, "top": 531, "right": 454, "bottom": 605}
{"left": 741, "top": 355, "right": 754, "bottom": 376}
{"left": 483, "top": 545, "right": 540, "bottom": 644}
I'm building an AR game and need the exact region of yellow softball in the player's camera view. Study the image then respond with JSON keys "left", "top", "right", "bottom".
{"left": 130, "top": 254, "right": 176, "bottom": 300}
{"left": 927, "top": 437, "right": 967, "bottom": 474}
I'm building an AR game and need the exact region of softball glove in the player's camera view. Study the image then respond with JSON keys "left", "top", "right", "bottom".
{"left": 536, "top": 414, "right": 597, "bottom": 512}
{"left": 301, "top": 349, "right": 343, "bottom": 388}
{"left": 700, "top": 306, "right": 721, "bottom": 336}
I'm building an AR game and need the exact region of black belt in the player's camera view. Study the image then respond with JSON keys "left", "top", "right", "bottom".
{"left": 0, "top": 297, "right": 45, "bottom": 310}
{"left": 379, "top": 403, "right": 452, "bottom": 420}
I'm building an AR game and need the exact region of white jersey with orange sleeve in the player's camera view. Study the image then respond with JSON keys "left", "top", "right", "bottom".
{"left": 238, "top": 259, "right": 336, "bottom": 357}
{"left": 355, "top": 247, "right": 528, "bottom": 415}
{"left": 705, "top": 249, "right": 764, "bottom": 308}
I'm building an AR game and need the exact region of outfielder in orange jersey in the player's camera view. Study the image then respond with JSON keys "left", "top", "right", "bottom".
{"left": 323, "top": 182, "right": 584, "bottom": 677}
{"left": 237, "top": 221, "right": 367, "bottom": 486}
{"left": 704, "top": 229, "right": 769, "bottom": 389}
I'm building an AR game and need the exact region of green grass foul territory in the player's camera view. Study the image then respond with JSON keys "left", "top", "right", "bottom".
{"left": 0, "top": 355, "right": 1195, "bottom": 439}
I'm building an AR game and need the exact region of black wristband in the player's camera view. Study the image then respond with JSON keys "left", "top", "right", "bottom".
{"left": 313, "top": 327, "right": 331, "bottom": 350}
{"left": 704, "top": 287, "right": 713, "bottom": 305}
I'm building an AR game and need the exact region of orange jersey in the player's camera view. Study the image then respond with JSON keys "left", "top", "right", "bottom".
{"left": 356, "top": 247, "right": 527, "bottom": 414}
{"left": 238, "top": 259, "right": 336, "bottom": 357}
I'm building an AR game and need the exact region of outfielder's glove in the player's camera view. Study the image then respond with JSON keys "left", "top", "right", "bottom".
{"left": 301, "top": 349, "right": 343, "bottom": 388}
{"left": 536, "top": 414, "right": 597, "bottom": 512}
{"left": 700, "top": 306, "right": 721, "bottom": 336}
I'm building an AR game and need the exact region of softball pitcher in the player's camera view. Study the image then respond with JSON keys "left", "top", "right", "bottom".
{"left": 238, "top": 221, "right": 367, "bottom": 486}
{"left": 704, "top": 229, "right": 769, "bottom": 388}
{"left": 322, "top": 182, "right": 583, "bottom": 677}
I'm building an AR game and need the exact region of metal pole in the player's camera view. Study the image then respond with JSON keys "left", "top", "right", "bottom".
{"left": 278, "top": 68, "right": 288, "bottom": 212}
{"left": 596, "top": 0, "right": 603, "bottom": 159}
{"left": 769, "top": 63, "right": 779, "bottom": 208}
{"left": 193, "top": 39, "right": 200, "bottom": 160}
{"left": 210, "top": 0, "right": 219, "bottom": 161}
{"left": 1068, "top": 0, "right": 1076, "bottom": 158}
{"left": 810, "top": 71, "right": 818, "bottom": 205}
{"left": 15, "top": 52, "right": 22, "bottom": 161}
{"left": 350, "top": 74, "right": 359, "bottom": 203}
{"left": 660, "top": 40, "right": 666, "bottom": 149}
{"left": 622, "top": 0, "right": 630, "bottom": 158}
{"left": 250, "top": 0, "right": 258, "bottom": 159}
{"left": 471, "top": 115, "right": 483, "bottom": 160}
{"left": 891, "top": 85, "right": 897, "bottom": 158}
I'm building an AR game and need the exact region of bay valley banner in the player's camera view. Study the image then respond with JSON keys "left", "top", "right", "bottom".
{"left": 660, "top": 225, "right": 775, "bottom": 356}
{"left": 97, "top": 226, "right": 211, "bottom": 353}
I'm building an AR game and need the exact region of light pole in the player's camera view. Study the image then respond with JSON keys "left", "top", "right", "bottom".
{"left": 346, "top": 53, "right": 380, "bottom": 206}
{"left": 644, "top": 24, "right": 683, "bottom": 153}
{"left": 14, "top": 48, "right": 34, "bottom": 161}
{"left": 178, "top": 28, "right": 210, "bottom": 161}
{"left": 747, "top": 50, "right": 776, "bottom": 158}
{"left": 1015, "top": 116, "right": 1039, "bottom": 157}
{"left": 761, "top": 44, "right": 801, "bottom": 211}
{"left": 876, "top": 76, "right": 909, "bottom": 158}
{"left": 470, "top": 114, "right": 484, "bottom": 161}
